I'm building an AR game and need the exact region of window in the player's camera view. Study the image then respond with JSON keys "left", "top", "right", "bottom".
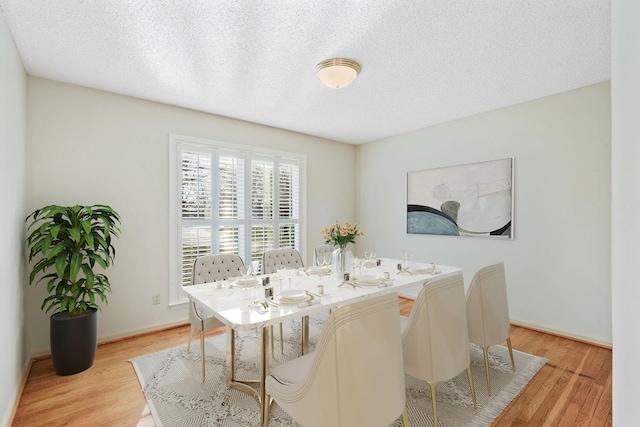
{"left": 169, "top": 135, "right": 305, "bottom": 306}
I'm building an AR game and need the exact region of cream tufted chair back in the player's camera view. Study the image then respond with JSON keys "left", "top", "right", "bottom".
{"left": 188, "top": 253, "right": 244, "bottom": 382}
{"left": 191, "top": 253, "right": 245, "bottom": 285}
{"left": 262, "top": 248, "right": 304, "bottom": 274}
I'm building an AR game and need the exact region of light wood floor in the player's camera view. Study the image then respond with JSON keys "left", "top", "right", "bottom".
{"left": 11, "top": 298, "right": 611, "bottom": 426}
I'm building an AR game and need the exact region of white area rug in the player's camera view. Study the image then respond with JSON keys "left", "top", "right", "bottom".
{"left": 130, "top": 316, "right": 546, "bottom": 427}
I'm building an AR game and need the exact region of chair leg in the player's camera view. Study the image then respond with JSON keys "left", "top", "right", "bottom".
{"left": 270, "top": 325, "right": 275, "bottom": 358}
{"left": 263, "top": 392, "right": 272, "bottom": 427}
{"left": 467, "top": 366, "right": 477, "bottom": 409}
{"left": 187, "top": 325, "right": 195, "bottom": 351}
{"left": 401, "top": 406, "right": 410, "bottom": 426}
{"left": 506, "top": 337, "right": 516, "bottom": 372}
{"left": 428, "top": 381, "right": 438, "bottom": 427}
{"left": 279, "top": 323, "right": 284, "bottom": 354}
{"left": 482, "top": 345, "right": 492, "bottom": 396}
{"left": 200, "top": 330, "right": 206, "bottom": 382}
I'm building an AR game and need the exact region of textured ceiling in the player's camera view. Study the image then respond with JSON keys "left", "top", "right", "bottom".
{"left": 0, "top": 1, "right": 610, "bottom": 144}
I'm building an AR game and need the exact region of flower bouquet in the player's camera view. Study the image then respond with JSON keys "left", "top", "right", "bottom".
{"left": 321, "top": 221, "right": 364, "bottom": 276}
{"left": 321, "top": 221, "right": 365, "bottom": 249}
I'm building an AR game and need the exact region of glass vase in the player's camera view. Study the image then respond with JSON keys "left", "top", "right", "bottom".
{"left": 332, "top": 247, "right": 354, "bottom": 278}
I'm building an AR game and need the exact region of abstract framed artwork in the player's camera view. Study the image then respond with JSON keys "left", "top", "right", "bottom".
{"left": 407, "top": 158, "right": 513, "bottom": 238}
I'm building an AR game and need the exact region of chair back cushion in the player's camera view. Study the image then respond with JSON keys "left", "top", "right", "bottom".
{"left": 465, "top": 262, "right": 511, "bottom": 347}
{"left": 402, "top": 272, "right": 470, "bottom": 383}
{"left": 271, "top": 293, "right": 406, "bottom": 427}
{"left": 262, "top": 248, "right": 304, "bottom": 274}
{"left": 191, "top": 254, "right": 244, "bottom": 285}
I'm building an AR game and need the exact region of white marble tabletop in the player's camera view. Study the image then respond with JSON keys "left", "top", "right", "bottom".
{"left": 183, "top": 258, "right": 462, "bottom": 332}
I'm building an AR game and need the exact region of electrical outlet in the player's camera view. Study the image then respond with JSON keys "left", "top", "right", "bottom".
{"left": 152, "top": 294, "right": 160, "bottom": 305}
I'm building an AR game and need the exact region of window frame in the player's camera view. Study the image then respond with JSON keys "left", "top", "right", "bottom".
{"left": 169, "top": 134, "right": 307, "bottom": 307}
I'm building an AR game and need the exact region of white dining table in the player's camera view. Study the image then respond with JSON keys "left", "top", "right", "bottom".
{"left": 183, "top": 258, "right": 462, "bottom": 426}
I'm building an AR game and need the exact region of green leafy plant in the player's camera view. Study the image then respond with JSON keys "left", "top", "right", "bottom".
{"left": 26, "top": 205, "right": 121, "bottom": 315}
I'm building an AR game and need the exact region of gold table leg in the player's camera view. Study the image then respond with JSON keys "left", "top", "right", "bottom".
{"left": 225, "top": 326, "right": 235, "bottom": 387}
{"left": 225, "top": 326, "right": 260, "bottom": 399}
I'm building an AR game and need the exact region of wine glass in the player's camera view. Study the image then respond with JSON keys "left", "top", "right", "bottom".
{"left": 251, "top": 260, "right": 260, "bottom": 276}
{"left": 283, "top": 268, "right": 295, "bottom": 289}
{"left": 401, "top": 249, "right": 412, "bottom": 271}
{"left": 239, "top": 265, "right": 254, "bottom": 301}
{"left": 275, "top": 264, "right": 286, "bottom": 294}
{"left": 240, "top": 265, "right": 253, "bottom": 280}
{"left": 353, "top": 257, "right": 363, "bottom": 278}
{"left": 364, "top": 249, "right": 376, "bottom": 269}
{"left": 320, "top": 253, "right": 331, "bottom": 273}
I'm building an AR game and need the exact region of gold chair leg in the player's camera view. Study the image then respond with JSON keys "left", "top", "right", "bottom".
{"left": 467, "top": 366, "right": 477, "bottom": 409}
{"left": 187, "top": 325, "right": 195, "bottom": 351}
{"left": 428, "top": 381, "right": 438, "bottom": 427}
{"left": 483, "top": 345, "right": 492, "bottom": 396}
{"left": 279, "top": 323, "right": 284, "bottom": 354}
{"left": 401, "top": 406, "right": 410, "bottom": 426}
{"left": 260, "top": 327, "right": 268, "bottom": 425}
{"left": 263, "top": 392, "right": 272, "bottom": 427}
{"left": 506, "top": 337, "right": 516, "bottom": 372}
{"left": 200, "top": 330, "right": 206, "bottom": 382}
{"left": 270, "top": 325, "right": 274, "bottom": 358}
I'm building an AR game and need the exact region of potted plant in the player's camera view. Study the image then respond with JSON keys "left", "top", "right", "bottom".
{"left": 26, "top": 204, "right": 121, "bottom": 375}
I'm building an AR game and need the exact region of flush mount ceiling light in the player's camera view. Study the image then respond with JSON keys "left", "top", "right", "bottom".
{"left": 315, "top": 58, "right": 361, "bottom": 89}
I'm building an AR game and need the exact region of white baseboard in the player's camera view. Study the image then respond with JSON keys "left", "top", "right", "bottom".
{"left": 6, "top": 358, "right": 32, "bottom": 427}
{"left": 510, "top": 319, "right": 612, "bottom": 349}
{"left": 397, "top": 293, "right": 612, "bottom": 349}
{"left": 29, "top": 319, "right": 189, "bottom": 359}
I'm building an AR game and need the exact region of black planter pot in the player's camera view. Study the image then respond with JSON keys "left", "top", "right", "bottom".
{"left": 50, "top": 308, "right": 98, "bottom": 376}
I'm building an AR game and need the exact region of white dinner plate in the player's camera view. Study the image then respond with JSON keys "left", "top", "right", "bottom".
{"left": 355, "top": 275, "right": 382, "bottom": 286}
{"left": 276, "top": 292, "right": 311, "bottom": 304}
{"left": 280, "top": 289, "right": 306, "bottom": 300}
{"left": 306, "top": 266, "right": 324, "bottom": 275}
{"left": 231, "top": 277, "right": 259, "bottom": 287}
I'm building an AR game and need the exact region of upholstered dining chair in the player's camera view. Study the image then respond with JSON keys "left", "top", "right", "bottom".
{"left": 188, "top": 254, "right": 244, "bottom": 382}
{"left": 262, "top": 247, "right": 304, "bottom": 274}
{"left": 465, "top": 262, "right": 515, "bottom": 395}
{"left": 313, "top": 244, "right": 335, "bottom": 266}
{"left": 401, "top": 273, "right": 476, "bottom": 427}
{"left": 264, "top": 292, "right": 410, "bottom": 427}
{"left": 262, "top": 248, "right": 306, "bottom": 356}
{"left": 189, "top": 254, "right": 286, "bottom": 376}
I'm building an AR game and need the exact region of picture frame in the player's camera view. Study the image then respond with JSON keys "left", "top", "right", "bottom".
{"left": 407, "top": 158, "right": 514, "bottom": 239}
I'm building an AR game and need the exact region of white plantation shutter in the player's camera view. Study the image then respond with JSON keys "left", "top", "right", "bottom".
{"left": 251, "top": 157, "right": 274, "bottom": 220}
{"left": 181, "top": 226, "right": 212, "bottom": 287}
{"left": 170, "top": 135, "right": 305, "bottom": 305}
{"left": 181, "top": 150, "right": 212, "bottom": 219}
{"left": 278, "top": 161, "right": 300, "bottom": 249}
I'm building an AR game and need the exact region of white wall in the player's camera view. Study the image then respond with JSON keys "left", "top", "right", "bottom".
{"left": 356, "top": 82, "right": 611, "bottom": 345}
{"left": 26, "top": 77, "right": 356, "bottom": 354}
{"left": 0, "top": 10, "right": 27, "bottom": 427}
{"left": 612, "top": 1, "right": 640, "bottom": 423}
